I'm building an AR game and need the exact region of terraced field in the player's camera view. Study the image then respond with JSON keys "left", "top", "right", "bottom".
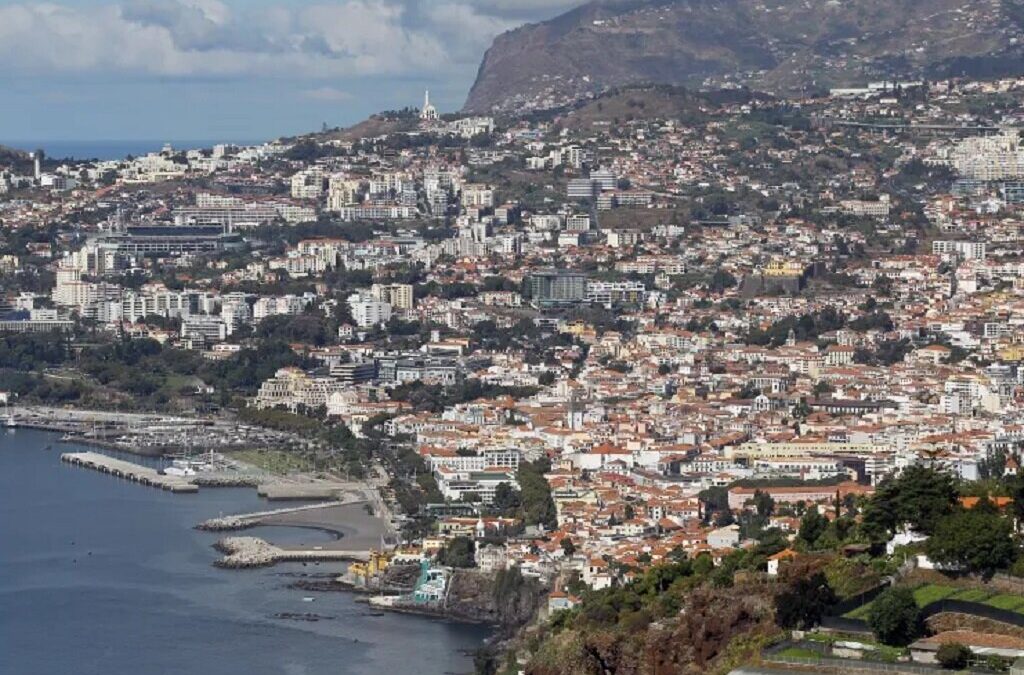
{"left": 844, "top": 584, "right": 1024, "bottom": 619}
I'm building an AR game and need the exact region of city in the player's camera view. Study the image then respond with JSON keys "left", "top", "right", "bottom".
{"left": 5, "top": 2, "right": 1024, "bottom": 675}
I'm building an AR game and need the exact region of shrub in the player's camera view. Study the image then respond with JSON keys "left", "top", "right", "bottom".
{"left": 936, "top": 642, "right": 971, "bottom": 670}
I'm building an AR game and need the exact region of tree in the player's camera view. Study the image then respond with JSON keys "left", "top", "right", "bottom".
{"left": 812, "top": 380, "right": 834, "bottom": 397}
{"left": 925, "top": 509, "right": 1015, "bottom": 577}
{"left": 861, "top": 465, "right": 958, "bottom": 539}
{"left": 753, "top": 490, "right": 775, "bottom": 519}
{"left": 516, "top": 459, "right": 557, "bottom": 529}
{"left": 936, "top": 643, "right": 972, "bottom": 670}
{"left": 867, "top": 588, "right": 923, "bottom": 646}
{"left": 774, "top": 569, "right": 836, "bottom": 630}
{"left": 709, "top": 269, "right": 737, "bottom": 293}
{"left": 438, "top": 536, "right": 476, "bottom": 568}
{"left": 560, "top": 537, "right": 576, "bottom": 557}
{"left": 798, "top": 507, "right": 828, "bottom": 548}
{"left": 492, "top": 482, "right": 521, "bottom": 513}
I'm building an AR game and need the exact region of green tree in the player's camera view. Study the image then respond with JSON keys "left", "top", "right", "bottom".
{"left": 492, "top": 482, "right": 522, "bottom": 513}
{"left": 753, "top": 490, "right": 775, "bottom": 519}
{"left": 862, "top": 465, "right": 958, "bottom": 539}
{"left": 560, "top": 537, "right": 576, "bottom": 557}
{"left": 936, "top": 643, "right": 972, "bottom": 670}
{"left": 925, "top": 509, "right": 1015, "bottom": 577}
{"left": 438, "top": 536, "right": 476, "bottom": 568}
{"left": 798, "top": 507, "right": 828, "bottom": 547}
{"left": 867, "top": 587, "right": 923, "bottom": 647}
{"left": 517, "top": 459, "right": 557, "bottom": 529}
{"left": 774, "top": 570, "right": 836, "bottom": 630}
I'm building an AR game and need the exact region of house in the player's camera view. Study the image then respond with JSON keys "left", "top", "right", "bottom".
{"left": 910, "top": 632, "right": 1024, "bottom": 664}
{"left": 475, "top": 543, "right": 508, "bottom": 573}
{"left": 767, "top": 548, "right": 799, "bottom": 576}
{"left": 707, "top": 524, "right": 740, "bottom": 549}
{"left": 547, "top": 590, "right": 582, "bottom": 613}
{"left": 583, "top": 557, "right": 613, "bottom": 590}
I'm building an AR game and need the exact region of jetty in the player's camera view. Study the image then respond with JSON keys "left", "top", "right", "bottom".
{"left": 214, "top": 537, "right": 371, "bottom": 568}
{"left": 61, "top": 452, "right": 198, "bottom": 493}
{"left": 197, "top": 500, "right": 361, "bottom": 532}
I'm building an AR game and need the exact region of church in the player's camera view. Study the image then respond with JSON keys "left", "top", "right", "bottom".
{"left": 419, "top": 90, "right": 439, "bottom": 122}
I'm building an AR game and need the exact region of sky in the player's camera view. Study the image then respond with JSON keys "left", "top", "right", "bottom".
{"left": 0, "top": 0, "right": 583, "bottom": 142}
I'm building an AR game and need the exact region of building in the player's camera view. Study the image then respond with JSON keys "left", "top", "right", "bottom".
{"left": 932, "top": 240, "right": 986, "bottom": 260}
{"left": 95, "top": 225, "right": 241, "bottom": 256}
{"left": 371, "top": 283, "right": 414, "bottom": 310}
{"left": 348, "top": 293, "right": 392, "bottom": 328}
{"left": 255, "top": 368, "right": 346, "bottom": 411}
{"left": 290, "top": 168, "right": 325, "bottom": 200}
{"left": 329, "top": 361, "right": 377, "bottom": 384}
{"left": 586, "top": 280, "right": 645, "bottom": 307}
{"left": 420, "top": 90, "right": 439, "bottom": 122}
{"left": 949, "top": 130, "right": 1024, "bottom": 181}
{"left": 839, "top": 196, "right": 891, "bottom": 217}
{"left": 527, "top": 269, "right": 587, "bottom": 307}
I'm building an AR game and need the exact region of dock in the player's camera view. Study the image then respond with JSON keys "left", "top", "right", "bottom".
{"left": 214, "top": 537, "right": 370, "bottom": 568}
{"left": 61, "top": 452, "right": 198, "bottom": 493}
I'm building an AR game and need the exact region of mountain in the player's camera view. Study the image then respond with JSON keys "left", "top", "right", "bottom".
{"left": 464, "top": 0, "right": 1024, "bottom": 113}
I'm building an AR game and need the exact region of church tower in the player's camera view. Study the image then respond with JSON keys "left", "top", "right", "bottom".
{"left": 420, "top": 90, "right": 439, "bottom": 122}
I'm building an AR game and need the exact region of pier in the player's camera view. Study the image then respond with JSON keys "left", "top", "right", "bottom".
{"left": 197, "top": 500, "right": 363, "bottom": 531}
{"left": 61, "top": 452, "right": 199, "bottom": 493}
{"left": 214, "top": 537, "right": 370, "bottom": 568}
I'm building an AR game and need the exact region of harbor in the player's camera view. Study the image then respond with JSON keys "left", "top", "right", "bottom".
{"left": 3, "top": 429, "right": 491, "bottom": 675}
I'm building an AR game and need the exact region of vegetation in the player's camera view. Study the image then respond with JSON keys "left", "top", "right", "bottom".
{"left": 936, "top": 642, "right": 972, "bottom": 670}
{"left": 865, "top": 588, "right": 924, "bottom": 646}
{"left": 925, "top": 507, "right": 1015, "bottom": 577}
{"left": 861, "top": 465, "right": 958, "bottom": 539}
{"left": 438, "top": 536, "right": 476, "bottom": 568}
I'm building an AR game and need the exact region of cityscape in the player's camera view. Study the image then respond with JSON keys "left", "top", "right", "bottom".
{"left": 6, "top": 1, "right": 1024, "bottom": 675}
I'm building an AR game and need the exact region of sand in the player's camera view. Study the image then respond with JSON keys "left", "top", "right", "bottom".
{"left": 259, "top": 502, "right": 392, "bottom": 551}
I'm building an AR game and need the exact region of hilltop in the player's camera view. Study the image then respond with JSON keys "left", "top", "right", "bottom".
{"left": 464, "top": 0, "right": 1024, "bottom": 113}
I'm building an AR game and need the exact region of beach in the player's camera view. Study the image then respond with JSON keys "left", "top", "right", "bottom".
{"left": 260, "top": 502, "right": 392, "bottom": 551}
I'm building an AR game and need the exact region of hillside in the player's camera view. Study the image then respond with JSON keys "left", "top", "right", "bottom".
{"left": 464, "top": 0, "right": 1024, "bottom": 113}
{"left": 0, "top": 144, "right": 29, "bottom": 167}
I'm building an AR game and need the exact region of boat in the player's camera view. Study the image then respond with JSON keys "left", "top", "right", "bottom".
{"left": 302, "top": 597, "right": 315, "bottom": 603}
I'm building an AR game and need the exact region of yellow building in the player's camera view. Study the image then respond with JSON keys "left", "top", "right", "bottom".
{"left": 762, "top": 260, "right": 806, "bottom": 277}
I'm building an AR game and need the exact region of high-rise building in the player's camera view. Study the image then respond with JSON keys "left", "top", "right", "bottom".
{"left": 527, "top": 269, "right": 587, "bottom": 307}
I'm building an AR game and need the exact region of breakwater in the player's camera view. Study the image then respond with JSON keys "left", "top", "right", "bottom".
{"left": 197, "top": 501, "right": 360, "bottom": 532}
{"left": 61, "top": 452, "right": 198, "bottom": 493}
{"left": 214, "top": 537, "right": 371, "bottom": 568}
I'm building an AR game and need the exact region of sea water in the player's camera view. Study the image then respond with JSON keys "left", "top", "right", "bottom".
{"left": 0, "top": 429, "right": 488, "bottom": 675}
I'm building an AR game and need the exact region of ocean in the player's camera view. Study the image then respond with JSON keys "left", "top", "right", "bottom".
{"left": 0, "top": 429, "right": 489, "bottom": 675}
{"left": 0, "top": 140, "right": 263, "bottom": 162}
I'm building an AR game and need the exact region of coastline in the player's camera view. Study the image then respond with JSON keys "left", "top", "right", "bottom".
{"left": 25, "top": 420, "right": 489, "bottom": 632}
{"left": 3, "top": 429, "right": 492, "bottom": 674}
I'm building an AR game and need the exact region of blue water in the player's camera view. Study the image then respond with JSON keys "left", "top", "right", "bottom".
{"left": 0, "top": 430, "right": 488, "bottom": 675}
{"left": 0, "top": 140, "right": 262, "bottom": 161}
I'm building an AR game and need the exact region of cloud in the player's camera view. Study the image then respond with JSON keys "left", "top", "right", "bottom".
{"left": 301, "top": 86, "right": 352, "bottom": 102}
{"left": 0, "top": 1, "right": 585, "bottom": 82}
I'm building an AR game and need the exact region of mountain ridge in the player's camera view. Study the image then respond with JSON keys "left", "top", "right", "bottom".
{"left": 464, "top": 0, "right": 1024, "bottom": 113}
